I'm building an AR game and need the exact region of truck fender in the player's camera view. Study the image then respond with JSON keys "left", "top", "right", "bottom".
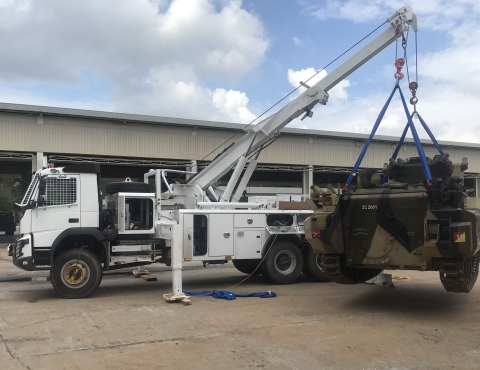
{"left": 50, "top": 228, "right": 107, "bottom": 264}
{"left": 261, "top": 234, "right": 302, "bottom": 257}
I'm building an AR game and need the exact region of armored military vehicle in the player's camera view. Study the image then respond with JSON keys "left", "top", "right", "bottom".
{"left": 305, "top": 154, "right": 480, "bottom": 293}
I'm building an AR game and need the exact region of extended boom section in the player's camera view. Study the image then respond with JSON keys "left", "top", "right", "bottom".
{"left": 188, "top": 6, "right": 417, "bottom": 194}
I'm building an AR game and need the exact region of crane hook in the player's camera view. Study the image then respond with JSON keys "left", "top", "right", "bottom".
{"left": 409, "top": 81, "right": 418, "bottom": 105}
{"left": 394, "top": 58, "right": 405, "bottom": 80}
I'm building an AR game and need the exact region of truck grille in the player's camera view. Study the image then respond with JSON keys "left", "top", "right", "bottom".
{"left": 44, "top": 177, "right": 77, "bottom": 206}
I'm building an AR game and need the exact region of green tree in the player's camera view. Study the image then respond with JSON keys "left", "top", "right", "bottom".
{"left": 0, "top": 178, "right": 22, "bottom": 212}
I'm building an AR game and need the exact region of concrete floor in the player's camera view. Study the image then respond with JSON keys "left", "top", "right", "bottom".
{"left": 0, "top": 246, "right": 479, "bottom": 370}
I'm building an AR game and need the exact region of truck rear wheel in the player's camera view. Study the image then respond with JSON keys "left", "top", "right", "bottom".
{"left": 302, "top": 248, "right": 331, "bottom": 282}
{"left": 232, "top": 259, "right": 262, "bottom": 275}
{"left": 262, "top": 241, "right": 303, "bottom": 284}
{"left": 51, "top": 248, "right": 103, "bottom": 299}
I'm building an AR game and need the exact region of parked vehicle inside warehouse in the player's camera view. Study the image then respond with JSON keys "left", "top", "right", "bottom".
{"left": 0, "top": 211, "right": 16, "bottom": 235}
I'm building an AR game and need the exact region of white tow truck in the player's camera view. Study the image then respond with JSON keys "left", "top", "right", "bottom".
{"left": 9, "top": 6, "right": 417, "bottom": 299}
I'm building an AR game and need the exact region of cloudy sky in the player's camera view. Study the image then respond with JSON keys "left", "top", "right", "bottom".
{"left": 0, "top": 0, "right": 478, "bottom": 142}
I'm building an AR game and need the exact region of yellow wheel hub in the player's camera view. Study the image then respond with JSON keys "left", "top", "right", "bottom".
{"left": 64, "top": 265, "right": 85, "bottom": 285}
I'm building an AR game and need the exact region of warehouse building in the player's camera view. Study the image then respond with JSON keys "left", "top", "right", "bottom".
{"left": 1, "top": 102, "right": 480, "bottom": 199}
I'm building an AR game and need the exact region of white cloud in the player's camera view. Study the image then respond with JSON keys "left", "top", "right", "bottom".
{"left": 0, "top": 88, "right": 113, "bottom": 112}
{"left": 287, "top": 83, "right": 480, "bottom": 144}
{"left": 308, "top": 0, "right": 480, "bottom": 27}
{"left": 212, "top": 89, "right": 257, "bottom": 123}
{"left": 287, "top": 67, "right": 350, "bottom": 101}
{"left": 295, "top": 0, "right": 480, "bottom": 143}
{"left": 293, "top": 37, "right": 304, "bottom": 46}
{"left": 0, "top": 0, "right": 268, "bottom": 123}
{"left": 106, "top": 65, "right": 257, "bottom": 123}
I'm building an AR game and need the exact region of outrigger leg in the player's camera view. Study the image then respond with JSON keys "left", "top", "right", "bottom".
{"left": 164, "top": 225, "right": 190, "bottom": 302}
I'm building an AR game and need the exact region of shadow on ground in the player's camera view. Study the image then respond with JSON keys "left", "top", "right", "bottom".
{"left": 345, "top": 283, "right": 475, "bottom": 317}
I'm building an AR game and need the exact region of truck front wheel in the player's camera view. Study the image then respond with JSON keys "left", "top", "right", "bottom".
{"left": 51, "top": 248, "right": 103, "bottom": 299}
{"left": 262, "top": 241, "right": 303, "bottom": 284}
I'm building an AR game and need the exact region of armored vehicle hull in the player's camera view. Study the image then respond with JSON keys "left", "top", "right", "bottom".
{"left": 305, "top": 156, "right": 480, "bottom": 293}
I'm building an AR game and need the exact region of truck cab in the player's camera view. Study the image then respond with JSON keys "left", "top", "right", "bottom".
{"left": 10, "top": 163, "right": 103, "bottom": 272}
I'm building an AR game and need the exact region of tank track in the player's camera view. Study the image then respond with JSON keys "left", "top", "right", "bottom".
{"left": 321, "top": 255, "right": 382, "bottom": 284}
{"left": 439, "top": 254, "right": 479, "bottom": 293}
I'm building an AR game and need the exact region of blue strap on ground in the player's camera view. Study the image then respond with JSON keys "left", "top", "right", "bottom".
{"left": 344, "top": 85, "right": 399, "bottom": 188}
{"left": 183, "top": 290, "right": 276, "bottom": 300}
{"left": 236, "top": 292, "right": 276, "bottom": 298}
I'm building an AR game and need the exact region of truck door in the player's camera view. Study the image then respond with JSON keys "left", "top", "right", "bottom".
{"left": 31, "top": 175, "right": 81, "bottom": 248}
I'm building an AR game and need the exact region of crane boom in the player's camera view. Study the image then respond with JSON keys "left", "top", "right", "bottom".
{"left": 188, "top": 6, "right": 417, "bottom": 194}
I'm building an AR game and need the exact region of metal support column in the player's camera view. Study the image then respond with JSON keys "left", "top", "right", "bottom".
{"left": 186, "top": 160, "right": 198, "bottom": 181}
{"left": 302, "top": 165, "right": 314, "bottom": 195}
{"left": 476, "top": 178, "right": 480, "bottom": 197}
{"left": 32, "top": 152, "right": 46, "bottom": 172}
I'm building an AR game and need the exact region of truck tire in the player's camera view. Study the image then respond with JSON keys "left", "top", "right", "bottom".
{"left": 302, "top": 248, "right": 331, "bottom": 282}
{"left": 105, "top": 181, "right": 150, "bottom": 195}
{"left": 232, "top": 259, "right": 262, "bottom": 275}
{"left": 261, "top": 241, "right": 303, "bottom": 284}
{"left": 51, "top": 248, "right": 103, "bottom": 299}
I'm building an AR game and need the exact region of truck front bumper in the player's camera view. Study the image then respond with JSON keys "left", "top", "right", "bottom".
{"left": 13, "top": 256, "right": 36, "bottom": 271}
{"left": 10, "top": 236, "right": 36, "bottom": 271}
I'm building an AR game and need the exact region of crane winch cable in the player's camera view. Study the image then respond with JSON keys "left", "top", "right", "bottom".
{"left": 404, "top": 26, "right": 411, "bottom": 83}
{"left": 174, "top": 20, "right": 389, "bottom": 183}
{"left": 415, "top": 31, "right": 418, "bottom": 84}
{"left": 193, "top": 20, "right": 389, "bottom": 166}
{"left": 409, "top": 30, "right": 419, "bottom": 107}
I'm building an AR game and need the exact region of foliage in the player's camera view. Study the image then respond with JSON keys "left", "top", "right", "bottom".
{"left": 0, "top": 178, "right": 22, "bottom": 212}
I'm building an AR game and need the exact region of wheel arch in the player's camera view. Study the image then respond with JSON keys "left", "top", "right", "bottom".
{"left": 261, "top": 234, "right": 303, "bottom": 257}
{"left": 50, "top": 228, "right": 107, "bottom": 265}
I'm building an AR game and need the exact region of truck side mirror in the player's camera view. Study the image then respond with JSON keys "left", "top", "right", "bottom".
{"left": 38, "top": 178, "right": 46, "bottom": 196}
{"left": 37, "top": 196, "right": 45, "bottom": 207}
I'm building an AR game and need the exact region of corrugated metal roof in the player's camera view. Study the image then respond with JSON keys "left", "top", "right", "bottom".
{"left": 0, "top": 102, "right": 239, "bottom": 131}
{"left": 0, "top": 101, "right": 478, "bottom": 149}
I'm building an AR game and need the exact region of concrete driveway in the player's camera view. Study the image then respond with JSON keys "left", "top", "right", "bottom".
{"left": 0, "top": 246, "right": 479, "bottom": 370}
